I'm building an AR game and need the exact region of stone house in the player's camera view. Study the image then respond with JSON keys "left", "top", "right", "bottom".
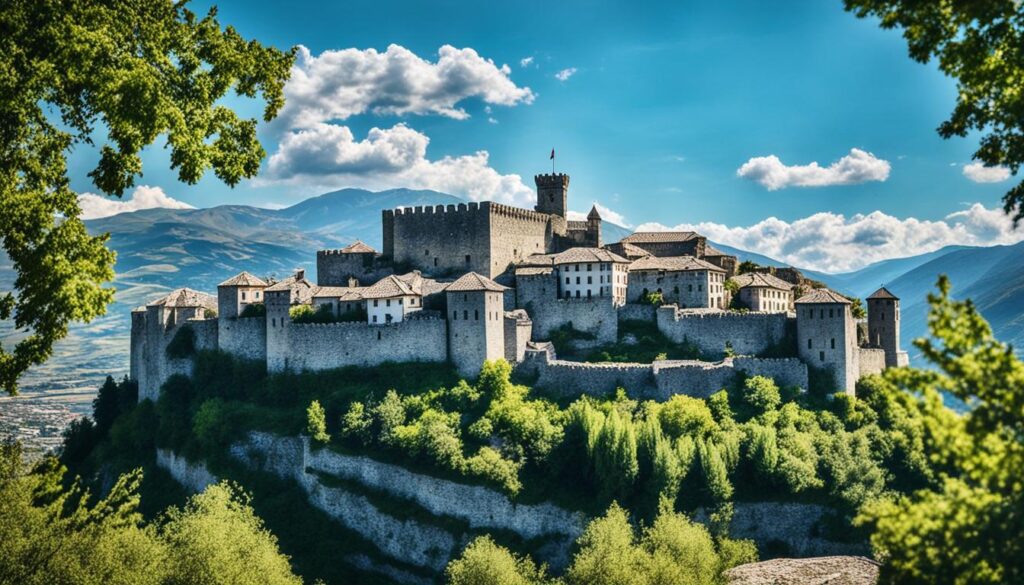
{"left": 626, "top": 256, "right": 727, "bottom": 309}
{"left": 732, "top": 272, "right": 794, "bottom": 313}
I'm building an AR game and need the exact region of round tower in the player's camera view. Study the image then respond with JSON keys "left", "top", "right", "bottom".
{"left": 535, "top": 173, "right": 569, "bottom": 218}
{"left": 867, "top": 287, "right": 901, "bottom": 368}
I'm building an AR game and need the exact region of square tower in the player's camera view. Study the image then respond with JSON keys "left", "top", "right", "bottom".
{"left": 867, "top": 287, "right": 904, "bottom": 367}
{"left": 535, "top": 173, "right": 569, "bottom": 218}
{"left": 796, "top": 289, "right": 858, "bottom": 394}
{"left": 446, "top": 272, "right": 508, "bottom": 377}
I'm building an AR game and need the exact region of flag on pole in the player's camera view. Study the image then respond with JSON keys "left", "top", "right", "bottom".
{"left": 550, "top": 148, "right": 555, "bottom": 160}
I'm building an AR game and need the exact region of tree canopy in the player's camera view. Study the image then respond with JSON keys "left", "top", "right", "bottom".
{"left": 845, "top": 0, "right": 1024, "bottom": 222}
{"left": 0, "top": 0, "right": 294, "bottom": 394}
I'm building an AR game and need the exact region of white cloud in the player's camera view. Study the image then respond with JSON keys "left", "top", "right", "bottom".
{"left": 262, "top": 123, "right": 534, "bottom": 206}
{"left": 488, "top": 117, "right": 499, "bottom": 125}
{"left": 277, "top": 44, "right": 534, "bottom": 129}
{"left": 567, "top": 202, "right": 632, "bottom": 228}
{"left": 78, "top": 185, "right": 194, "bottom": 219}
{"left": 520, "top": 56, "right": 534, "bottom": 67}
{"left": 635, "top": 203, "right": 1023, "bottom": 273}
{"left": 555, "top": 67, "right": 577, "bottom": 82}
{"left": 736, "top": 148, "right": 891, "bottom": 190}
{"left": 963, "top": 162, "right": 1012, "bottom": 183}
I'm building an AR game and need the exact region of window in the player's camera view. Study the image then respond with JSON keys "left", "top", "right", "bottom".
{"left": 386, "top": 299, "right": 391, "bottom": 307}
{"left": 819, "top": 351, "right": 825, "bottom": 361}
{"left": 575, "top": 290, "right": 580, "bottom": 298}
{"left": 475, "top": 310, "right": 479, "bottom": 320}
{"left": 373, "top": 300, "right": 379, "bottom": 307}
{"left": 587, "top": 290, "right": 592, "bottom": 298}
{"left": 372, "top": 315, "right": 378, "bottom": 323}
{"left": 241, "top": 291, "right": 246, "bottom": 300}
{"left": 688, "top": 284, "right": 693, "bottom": 292}
{"left": 587, "top": 264, "right": 592, "bottom": 271}
{"left": 425, "top": 249, "right": 429, "bottom": 256}
{"left": 565, "top": 277, "right": 570, "bottom": 284}
{"left": 576, "top": 277, "right": 581, "bottom": 285}
{"left": 434, "top": 258, "right": 438, "bottom": 267}
{"left": 807, "top": 338, "right": 812, "bottom": 349}
{"left": 465, "top": 255, "right": 471, "bottom": 264}
{"left": 377, "top": 331, "right": 382, "bottom": 340}
{"left": 463, "top": 310, "right": 468, "bottom": 320}
{"left": 587, "top": 276, "right": 592, "bottom": 284}
{"left": 453, "top": 311, "right": 457, "bottom": 320}
{"left": 820, "top": 309, "right": 824, "bottom": 319}
{"left": 272, "top": 318, "right": 276, "bottom": 327}
{"left": 829, "top": 308, "right": 834, "bottom": 318}
{"left": 831, "top": 338, "right": 836, "bottom": 349}
{"left": 464, "top": 294, "right": 468, "bottom": 301}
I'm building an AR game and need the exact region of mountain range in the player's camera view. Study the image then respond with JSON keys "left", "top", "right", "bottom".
{"left": 2, "top": 187, "right": 1021, "bottom": 421}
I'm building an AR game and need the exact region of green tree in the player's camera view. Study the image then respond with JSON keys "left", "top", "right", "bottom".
{"left": 844, "top": 0, "right": 1024, "bottom": 221}
{"left": 445, "top": 535, "right": 550, "bottom": 585}
{"left": 855, "top": 276, "right": 1024, "bottom": 584}
{"left": 306, "top": 400, "right": 330, "bottom": 444}
{"left": 565, "top": 503, "right": 648, "bottom": 585}
{"left": 743, "top": 375, "right": 781, "bottom": 414}
{"left": 593, "top": 409, "right": 639, "bottom": 501}
{"left": 0, "top": 0, "right": 294, "bottom": 394}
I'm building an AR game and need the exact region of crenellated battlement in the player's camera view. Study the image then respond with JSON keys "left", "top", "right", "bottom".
{"left": 489, "top": 202, "right": 551, "bottom": 223}
{"left": 534, "top": 173, "right": 570, "bottom": 187}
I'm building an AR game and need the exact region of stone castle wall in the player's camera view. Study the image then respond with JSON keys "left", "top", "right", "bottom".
{"left": 135, "top": 313, "right": 218, "bottom": 402}
{"left": 317, "top": 250, "right": 392, "bottom": 286}
{"left": 524, "top": 297, "right": 619, "bottom": 344}
{"left": 283, "top": 314, "right": 447, "bottom": 372}
{"left": 656, "top": 306, "right": 789, "bottom": 357}
{"left": 617, "top": 302, "right": 658, "bottom": 322}
{"left": 487, "top": 202, "right": 553, "bottom": 276}
{"left": 385, "top": 203, "right": 494, "bottom": 276}
{"left": 519, "top": 351, "right": 808, "bottom": 400}
{"left": 218, "top": 317, "right": 267, "bottom": 362}
{"left": 857, "top": 347, "right": 886, "bottom": 378}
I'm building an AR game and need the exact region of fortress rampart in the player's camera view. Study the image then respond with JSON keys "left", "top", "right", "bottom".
{"left": 133, "top": 315, "right": 218, "bottom": 402}
{"left": 656, "top": 306, "right": 789, "bottom": 356}
{"left": 284, "top": 313, "right": 447, "bottom": 371}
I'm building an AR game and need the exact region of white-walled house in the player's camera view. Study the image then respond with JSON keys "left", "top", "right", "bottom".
{"left": 732, "top": 272, "right": 795, "bottom": 313}
{"left": 626, "top": 256, "right": 727, "bottom": 309}
{"left": 360, "top": 275, "right": 424, "bottom": 324}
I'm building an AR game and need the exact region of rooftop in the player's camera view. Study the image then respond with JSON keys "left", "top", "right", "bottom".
{"left": 313, "top": 286, "right": 363, "bottom": 301}
{"left": 146, "top": 288, "right": 217, "bottom": 311}
{"left": 795, "top": 288, "right": 852, "bottom": 305}
{"left": 732, "top": 272, "right": 794, "bottom": 290}
{"left": 629, "top": 255, "right": 724, "bottom": 273}
{"left": 867, "top": 286, "right": 899, "bottom": 300}
{"left": 340, "top": 240, "right": 377, "bottom": 254}
{"left": 218, "top": 271, "right": 268, "bottom": 288}
{"left": 549, "top": 247, "right": 630, "bottom": 265}
{"left": 620, "top": 231, "right": 701, "bottom": 244}
{"left": 587, "top": 205, "right": 602, "bottom": 220}
{"left": 445, "top": 271, "right": 508, "bottom": 293}
{"left": 703, "top": 243, "right": 730, "bottom": 257}
{"left": 361, "top": 274, "right": 420, "bottom": 299}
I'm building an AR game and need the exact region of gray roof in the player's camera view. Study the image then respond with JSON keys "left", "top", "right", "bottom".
{"left": 732, "top": 272, "right": 794, "bottom": 291}
{"left": 549, "top": 247, "right": 630, "bottom": 265}
{"left": 795, "top": 288, "right": 852, "bottom": 305}
{"left": 265, "top": 272, "right": 317, "bottom": 303}
{"left": 867, "top": 287, "right": 899, "bottom": 300}
{"left": 146, "top": 288, "right": 217, "bottom": 311}
{"left": 313, "top": 286, "right": 364, "bottom": 301}
{"left": 515, "top": 266, "right": 554, "bottom": 276}
{"left": 703, "top": 244, "right": 730, "bottom": 257}
{"left": 621, "top": 231, "right": 700, "bottom": 243}
{"left": 587, "top": 205, "right": 602, "bottom": 220}
{"left": 361, "top": 274, "right": 419, "bottom": 299}
{"left": 218, "top": 271, "right": 268, "bottom": 288}
{"left": 629, "top": 255, "right": 724, "bottom": 273}
{"left": 445, "top": 272, "right": 508, "bottom": 293}
{"left": 608, "top": 241, "right": 652, "bottom": 259}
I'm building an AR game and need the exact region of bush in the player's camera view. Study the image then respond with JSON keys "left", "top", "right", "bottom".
{"left": 290, "top": 304, "right": 337, "bottom": 324}
{"left": 306, "top": 400, "right": 330, "bottom": 444}
{"left": 446, "top": 535, "right": 547, "bottom": 585}
{"left": 743, "top": 376, "right": 781, "bottom": 414}
{"left": 165, "top": 325, "right": 196, "bottom": 359}
{"left": 239, "top": 303, "right": 266, "bottom": 318}
{"left": 659, "top": 395, "right": 717, "bottom": 439}
{"left": 641, "top": 290, "right": 664, "bottom": 306}
{"left": 463, "top": 446, "right": 522, "bottom": 494}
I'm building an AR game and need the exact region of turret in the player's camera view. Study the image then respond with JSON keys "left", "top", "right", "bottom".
{"left": 796, "top": 288, "right": 858, "bottom": 395}
{"left": 867, "top": 287, "right": 903, "bottom": 367}
{"left": 586, "top": 204, "right": 602, "bottom": 248}
{"left": 535, "top": 173, "right": 569, "bottom": 218}
{"left": 446, "top": 272, "right": 508, "bottom": 377}
{"left": 217, "top": 271, "right": 269, "bottom": 320}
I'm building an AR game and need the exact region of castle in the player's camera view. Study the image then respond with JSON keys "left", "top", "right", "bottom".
{"left": 130, "top": 172, "right": 908, "bottom": 402}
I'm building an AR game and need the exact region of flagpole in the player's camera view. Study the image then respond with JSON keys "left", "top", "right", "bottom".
{"left": 552, "top": 148, "right": 555, "bottom": 174}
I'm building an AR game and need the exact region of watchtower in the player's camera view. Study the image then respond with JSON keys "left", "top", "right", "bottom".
{"left": 867, "top": 287, "right": 902, "bottom": 367}
{"left": 535, "top": 173, "right": 569, "bottom": 218}
{"left": 796, "top": 288, "right": 858, "bottom": 395}
{"left": 446, "top": 272, "right": 508, "bottom": 377}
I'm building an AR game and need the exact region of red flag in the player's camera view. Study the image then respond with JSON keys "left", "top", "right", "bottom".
{"left": 550, "top": 148, "right": 555, "bottom": 160}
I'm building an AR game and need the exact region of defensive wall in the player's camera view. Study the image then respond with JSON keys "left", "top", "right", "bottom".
{"left": 525, "top": 297, "right": 619, "bottom": 344}
{"left": 857, "top": 347, "right": 886, "bottom": 378}
{"left": 316, "top": 249, "right": 393, "bottom": 286}
{"left": 617, "top": 302, "right": 657, "bottom": 322}
{"left": 217, "top": 316, "right": 266, "bottom": 362}
{"left": 384, "top": 203, "right": 494, "bottom": 276}
{"left": 132, "top": 313, "right": 218, "bottom": 402}
{"left": 656, "top": 306, "right": 789, "bottom": 357}
{"left": 281, "top": 312, "right": 447, "bottom": 372}
{"left": 487, "top": 202, "right": 556, "bottom": 275}
{"left": 518, "top": 350, "right": 808, "bottom": 400}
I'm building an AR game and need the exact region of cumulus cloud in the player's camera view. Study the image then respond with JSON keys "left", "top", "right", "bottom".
{"left": 262, "top": 123, "right": 534, "bottom": 206}
{"left": 963, "top": 162, "right": 1012, "bottom": 183}
{"left": 635, "top": 203, "right": 1023, "bottom": 272}
{"left": 78, "top": 185, "right": 194, "bottom": 219}
{"left": 567, "top": 202, "right": 632, "bottom": 227}
{"left": 555, "top": 67, "right": 577, "bottom": 82}
{"left": 520, "top": 56, "right": 534, "bottom": 67}
{"left": 277, "top": 44, "right": 534, "bottom": 129}
{"left": 737, "top": 148, "right": 891, "bottom": 190}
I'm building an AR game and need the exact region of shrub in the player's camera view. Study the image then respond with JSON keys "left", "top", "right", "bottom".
{"left": 446, "top": 535, "right": 547, "bottom": 585}
{"left": 641, "top": 290, "right": 664, "bottom": 306}
{"left": 165, "top": 325, "right": 196, "bottom": 359}
{"left": 743, "top": 375, "right": 781, "bottom": 413}
{"left": 467, "top": 416, "right": 493, "bottom": 441}
{"left": 464, "top": 446, "right": 522, "bottom": 494}
{"left": 339, "top": 402, "right": 372, "bottom": 444}
{"left": 659, "top": 395, "right": 717, "bottom": 439}
{"left": 592, "top": 409, "right": 638, "bottom": 501}
{"left": 290, "top": 304, "right": 336, "bottom": 324}
{"left": 306, "top": 400, "right": 329, "bottom": 444}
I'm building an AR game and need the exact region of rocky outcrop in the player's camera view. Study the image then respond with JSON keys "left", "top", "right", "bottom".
{"left": 726, "top": 556, "right": 880, "bottom": 585}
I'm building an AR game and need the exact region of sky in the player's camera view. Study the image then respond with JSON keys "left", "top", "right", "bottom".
{"left": 70, "top": 0, "right": 1024, "bottom": 273}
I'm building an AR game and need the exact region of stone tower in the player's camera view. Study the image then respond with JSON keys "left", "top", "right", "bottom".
{"left": 587, "top": 204, "right": 603, "bottom": 248}
{"left": 867, "top": 287, "right": 903, "bottom": 368}
{"left": 535, "top": 173, "right": 569, "bottom": 218}
{"left": 446, "top": 272, "right": 508, "bottom": 377}
{"left": 217, "top": 271, "right": 269, "bottom": 320}
{"left": 796, "top": 289, "right": 858, "bottom": 395}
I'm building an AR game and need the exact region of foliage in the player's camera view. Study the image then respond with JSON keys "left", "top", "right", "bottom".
{"left": 306, "top": 400, "right": 330, "bottom": 444}
{"left": 843, "top": 294, "right": 867, "bottom": 320}
{"left": 737, "top": 260, "right": 760, "bottom": 275}
{"left": 548, "top": 324, "right": 597, "bottom": 356}
{"left": 580, "top": 320, "right": 701, "bottom": 364}
{"left": 0, "top": 442, "right": 301, "bottom": 584}
{"left": 854, "top": 276, "right": 1024, "bottom": 584}
{"left": 640, "top": 290, "right": 664, "bottom": 306}
{"left": 165, "top": 325, "right": 196, "bottom": 359}
{"left": 0, "top": 0, "right": 294, "bottom": 394}
{"left": 446, "top": 535, "right": 552, "bottom": 585}
{"left": 742, "top": 376, "right": 781, "bottom": 414}
{"left": 291, "top": 304, "right": 341, "bottom": 324}
{"left": 844, "top": 0, "right": 1024, "bottom": 222}
{"left": 723, "top": 278, "right": 740, "bottom": 295}
{"left": 239, "top": 303, "right": 266, "bottom": 318}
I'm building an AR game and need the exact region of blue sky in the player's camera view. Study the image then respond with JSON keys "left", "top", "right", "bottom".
{"left": 71, "top": 0, "right": 1024, "bottom": 272}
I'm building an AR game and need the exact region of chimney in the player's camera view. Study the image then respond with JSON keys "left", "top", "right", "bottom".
{"left": 348, "top": 277, "right": 359, "bottom": 288}
{"left": 296, "top": 269, "right": 305, "bottom": 281}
